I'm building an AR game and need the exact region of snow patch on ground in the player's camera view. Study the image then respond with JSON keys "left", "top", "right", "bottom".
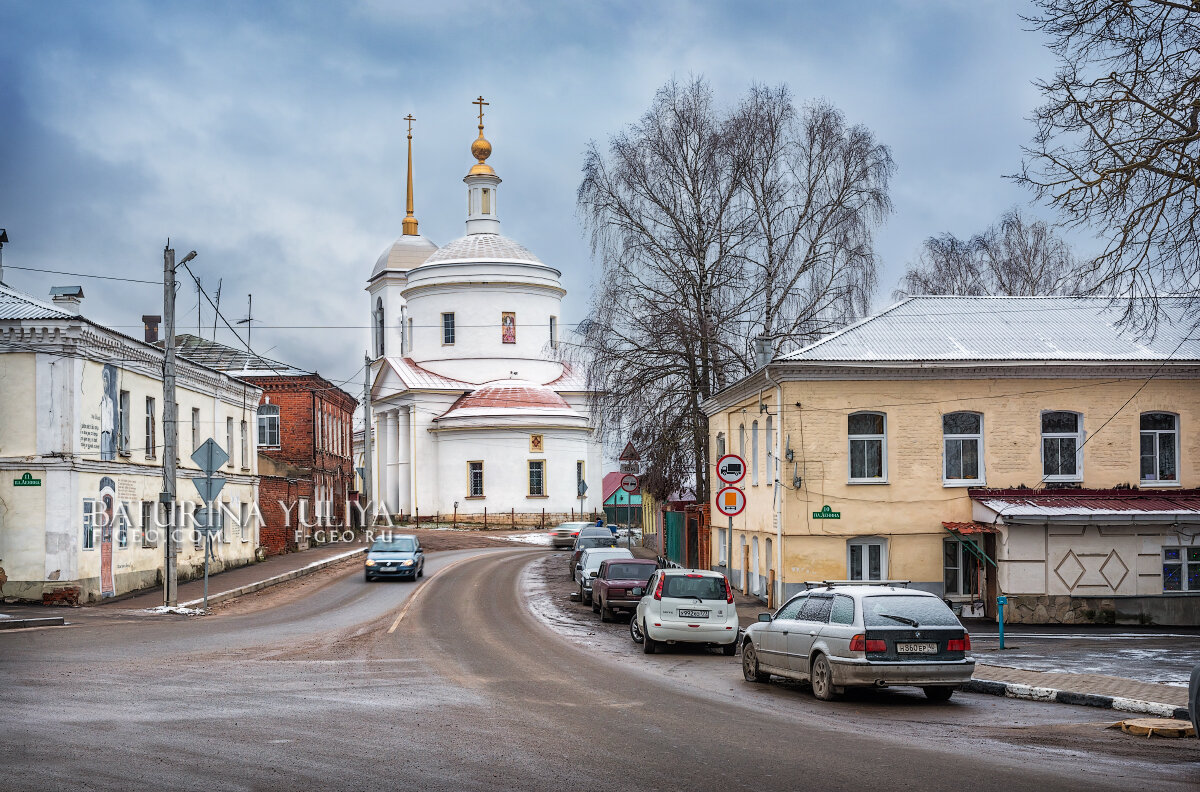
{"left": 143, "top": 605, "right": 208, "bottom": 616}
{"left": 497, "top": 532, "right": 553, "bottom": 546}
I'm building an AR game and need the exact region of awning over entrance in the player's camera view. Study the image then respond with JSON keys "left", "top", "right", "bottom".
{"left": 969, "top": 488, "right": 1200, "bottom": 525}
{"left": 941, "top": 521, "right": 997, "bottom": 535}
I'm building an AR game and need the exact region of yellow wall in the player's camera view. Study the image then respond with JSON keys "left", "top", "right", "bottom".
{"left": 0, "top": 353, "right": 37, "bottom": 456}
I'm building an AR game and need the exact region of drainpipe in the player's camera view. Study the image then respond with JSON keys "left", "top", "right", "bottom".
{"left": 762, "top": 363, "right": 783, "bottom": 607}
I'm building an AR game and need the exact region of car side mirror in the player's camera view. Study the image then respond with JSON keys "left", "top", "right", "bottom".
{"left": 576, "top": 564, "right": 582, "bottom": 570}
{"left": 758, "top": 613, "right": 772, "bottom": 622}
{"left": 588, "top": 571, "right": 598, "bottom": 577}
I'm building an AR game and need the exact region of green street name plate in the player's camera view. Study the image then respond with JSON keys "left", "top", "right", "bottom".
{"left": 812, "top": 505, "right": 840, "bottom": 519}
{"left": 14, "top": 473, "right": 42, "bottom": 487}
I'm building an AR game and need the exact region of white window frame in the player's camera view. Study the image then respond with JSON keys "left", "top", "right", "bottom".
{"left": 943, "top": 538, "right": 982, "bottom": 598}
{"left": 226, "top": 417, "right": 234, "bottom": 468}
{"left": 118, "top": 390, "right": 131, "bottom": 456}
{"left": 751, "top": 420, "right": 760, "bottom": 486}
{"left": 442, "top": 312, "right": 455, "bottom": 345}
{"left": 549, "top": 315, "right": 558, "bottom": 349}
{"left": 468, "top": 461, "right": 485, "bottom": 498}
{"left": 144, "top": 397, "right": 156, "bottom": 458}
{"left": 847, "top": 537, "right": 887, "bottom": 582}
{"left": 375, "top": 297, "right": 385, "bottom": 357}
{"left": 1041, "top": 410, "right": 1083, "bottom": 483}
{"left": 117, "top": 503, "right": 129, "bottom": 548}
{"left": 847, "top": 411, "right": 887, "bottom": 484}
{"left": 258, "top": 405, "right": 280, "bottom": 447}
{"left": 942, "top": 411, "right": 985, "bottom": 486}
{"left": 528, "top": 460, "right": 546, "bottom": 497}
{"left": 82, "top": 499, "right": 96, "bottom": 550}
{"left": 766, "top": 415, "right": 774, "bottom": 485}
{"left": 1140, "top": 412, "right": 1180, "bottom": 485}
{"left": 141, "top": 501, "right": 157, "bottom": 548}
{"left": 1163, "top": 545, "right": 1200, "bottom": 592}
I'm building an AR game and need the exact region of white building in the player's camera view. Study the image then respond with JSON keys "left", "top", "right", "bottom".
{"left": 367, "top": 109, "right": 602, "bottom": 522}
{"left": 0, "top": 281, "right": 262, "bottom": 603}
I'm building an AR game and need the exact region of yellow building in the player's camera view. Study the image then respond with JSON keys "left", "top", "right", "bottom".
{"left": 701, "top": 296, "right": 1200, "bottom": 625}
{"left": 0, "top": 283, "right": 263, "bottom": 603}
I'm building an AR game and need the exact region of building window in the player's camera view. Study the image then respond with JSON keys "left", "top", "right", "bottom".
{"left": 240, "top": 503, "right": 251, "bottom": 542}
{"left": 549, "top": 315, "right": 558, "bottom": 349}
{"left": 716, "top": 432, "right": 725, "bottom": 458}
{"left": 118, "top": 390, "right": 131, "bottom": 455}
{"left": 751, "top": 420, "right": 760, "bottom": 485}
{"left": 117, "top": 504, "right": 129, "bottom": 548}
{"left": 407, "top": 317, "right": 414, "bottom": 353}
{"left": 1163, "top": 546, "right": 1200, "bottom": 592}
{"left": 848, "top": 412, "right": 886, "bottom": 482}
{"left": 848, "top": 537, "right": 886, "bottom": 581}
{"left": 141, "top": 501, "right": 157, "bottom": 548}
{"left": 226, "top": 418, "right": 234, "bottom": 467}
{"left": 738, "top": 423, "right": 746, "bottom": 461}
{"left": 766, "top": 415, "right": 774, "bottom": 484}
{"left": 943, "top": 412, "right": 983, "bottom": 485}
{"left": 528, "top": 460, "right": 545, "bottom": 496}
{"left": 944, "top": 538, "right": 981, "bottom": 597}
{"left": 442, "top": 312, "right": 455, "bottom": 345}
{"left": 145, "top": 397, "right": 156, "bottom": 457}
{"left": 191, "top": 408, "right": 200, "bottom": 452}
{"left": 482, "top": 187, "right": 491, "bottom": 214}
{"left": 376, "top": 298, "right": 385, "bottom": 357}
{"left": 258, "top": 405, "right": 280, "bottom": 447}
{"left": 576, "top": 460, "right": 585, "bottom": 497}
{"left": 1041, "top": 411, "right": 1082, "bottom": 481}
{"left": 1141, "top": 412, "right": 1178, "bottom": 483}
{"left": 82, "top": 500, "right": 96, "bottom": 549}
{"left": 468, "top": 461, "right": 484, "bottom": 497}
{"left": 240, "top": 420, "right": 248, "bottom": 468}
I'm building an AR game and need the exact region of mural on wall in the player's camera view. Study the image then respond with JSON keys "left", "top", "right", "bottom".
{"left": 99, "top": 476, "right": 116, "bottom": 597}
{"left": 501, "top": 312, "right": 516, "bottom": 344}
{"left": 99, "top": 364, "right": 118, "bottom": 460}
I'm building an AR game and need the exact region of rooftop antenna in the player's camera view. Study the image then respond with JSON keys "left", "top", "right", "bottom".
{"left": 195, "top": 277, "right": 203, "bottom": 337}
{"left": 212, "top": 278, "right": 222, "bottom": 340}
{"left": 236, "top": 293, "right": 255, "bottom": 350}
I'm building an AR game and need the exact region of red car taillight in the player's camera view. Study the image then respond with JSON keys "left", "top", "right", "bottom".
{"left": 653, "top": 574, "right": 665, "bottom": 600}
{"left": 947, "top": 634, "right": 971, "bottom": 652}
{"left": 723, "top": 576, "right": 733, "bottom": 604}
{"left": 849, "top": 634, "right": 887, "bottom": 653}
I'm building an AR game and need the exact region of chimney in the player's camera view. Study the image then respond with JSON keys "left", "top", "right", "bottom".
{"left": 0, "top": 228, "right": 8, "bottom": 284}
{"left": 142, "top": 314, "right": 161, "bottom": 343}
{"left": 753, "top": 335, "right": 774, "bottom": 369}
{"left": 49, "top": 285, "right": 85, "bottom": 316}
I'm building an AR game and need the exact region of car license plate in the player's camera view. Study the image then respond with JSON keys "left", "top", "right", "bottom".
{"left": 631, "top": 587, "right": 643, "bottom": 596}
{"left": 896, "top": 642, "right": 937, "bottom": 654}
{"left": 677, "top": 608, "right": 709, "bottom": 618}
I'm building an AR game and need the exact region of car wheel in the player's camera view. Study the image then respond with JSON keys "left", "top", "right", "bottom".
{"left": 418, "top": 563, "right": 424, "bottom": 579}
{"left": 629, "top": 616, "right": 644, "bottom": 644}
{"left": 600, "top": 601, "right": 613, "bottom": 623}
{"left": 591, "top": 595, "right": 600, "bottom": 614}
{"left": 364, "top": 572, "right": 372, "bottom": 582}
{"left": 721, "top": 640, "right": 737, "bottom": 656}
{"left": 642, "top": 623, "right": 657, "bottom": 654}
{"left": 923, "top": 686, "right": 954, "bottom": 702}
{"left": 810, "top": 654, "right": 838, "bottom": 701}
{"left": 742, "top": 641, "right": 769, "bottom": 683}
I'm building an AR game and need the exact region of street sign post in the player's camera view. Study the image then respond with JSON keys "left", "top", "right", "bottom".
{"left": 716, "top": 454, "right": 746, "bottom": 577}
{"left": 190, "top": 438, "right": 228, "bottom": 610}
{"left": 716, "top": 454, "right": 746, "bottom": 485}
{"left": 620, "top": 474, "right": 638, "bottom": 493}
{"left": 715, "top": 486, "right": 746, "bottom": 517}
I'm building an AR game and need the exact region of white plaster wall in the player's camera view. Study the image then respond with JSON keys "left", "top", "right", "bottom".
{"left": 997, "top": 524, "right": 1048, "bottom": 595}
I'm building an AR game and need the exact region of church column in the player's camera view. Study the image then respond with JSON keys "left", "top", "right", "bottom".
{"left": 384, "top": 410, "right": 400, "bottom": 516}
{"left": 395, "top": 406, "right": 411, "bottom": 516}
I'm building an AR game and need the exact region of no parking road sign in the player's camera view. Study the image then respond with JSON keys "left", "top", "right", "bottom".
{"left": 715, "top": 486, "right": 746, "bottom": 517}
{"left": 716, "top": 454, "right": 746, "bottom": 485}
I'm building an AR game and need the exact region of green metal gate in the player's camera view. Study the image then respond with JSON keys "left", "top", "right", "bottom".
{"left": 663, "top": 511, "right": 685, "bottom": 566}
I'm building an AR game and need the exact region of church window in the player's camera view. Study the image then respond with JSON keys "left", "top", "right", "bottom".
{"left": 468, "top": 461, "right": 484, "bottom": 497}
{"left": 442, "top": 313, "right": 456, "bottom": 345}
{"left": 482, "top": 188, "right": 491, "bottom": 214}
{"left": 576, "top": 460, "right": 585, "bottom": 496}
{"left": 258, "top": 404, "right": 280, "bottom": 447}
{"left": 549, "top": 316, "right": 558, "bottom": 348}
{"left": 528, "top": 460, "right": 545, "bottom": 497}
{"left": 375, "top": 298, "right": 385, "bottom": 357}
{"left": 407, "top": 318, "right": 414, "bottom": 353}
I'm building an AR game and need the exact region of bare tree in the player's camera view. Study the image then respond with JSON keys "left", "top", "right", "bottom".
{"left": 1016, "top": 0, "right": 1200, "bottom": 321}
{"left": 895, "top": 208, "right": 1082, "bottom": 297}
{"left": 577, "top": 78, "right": 892, "bottom": 500}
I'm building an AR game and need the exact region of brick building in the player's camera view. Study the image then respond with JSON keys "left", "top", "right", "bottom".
{"left": 173, "top": 335, "right": 358, "bottom": 555}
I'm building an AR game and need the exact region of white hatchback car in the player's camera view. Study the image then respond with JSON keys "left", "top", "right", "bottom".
{"left": 630, "top": 568, "right": 739, "bottom": 655}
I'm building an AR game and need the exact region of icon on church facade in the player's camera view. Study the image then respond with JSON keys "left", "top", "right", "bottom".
{"left": 502, "top": 312, "right": 516, "bottom": 344}
{"left": 529, "top": 433, "right": 544, "bottom": 453}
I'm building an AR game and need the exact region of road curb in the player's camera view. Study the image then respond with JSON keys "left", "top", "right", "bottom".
{"left": 0, "top": 616, "right": 66, "bottom": 630}
{"left": 179, "top": 547, "right": 366, "bottom": 609}
{"left": 962, "top": 678, "right": 1191, "bottom": 721}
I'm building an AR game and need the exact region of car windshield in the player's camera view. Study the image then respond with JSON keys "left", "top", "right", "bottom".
{"left": 606, "top": 564, "right": 653, "bottom": 580}
{"left": 371, "top": 538, "right": 416, "bottom": 552}
{"left": 662, "top": 575, "right": 727, "bottom": 600}
{"left": 862, "top": 595, "right": 960, "bottom": 627}
{"left": 577, "top": 537, "right": 613, "bottom": 549}
{"left": 584, "top": 552, "right": 630, "bottom": 568}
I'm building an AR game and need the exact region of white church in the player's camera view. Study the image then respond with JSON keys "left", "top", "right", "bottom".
{"left": 367, "top": 101, "right": 602, "bottom": 522}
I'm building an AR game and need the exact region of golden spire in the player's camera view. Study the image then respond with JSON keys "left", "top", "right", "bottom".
{"left": 469, "top": 95, "right": 495, "bottom": 176}
{"left": 402, "top": 113, "right": 419, "bottom": 235}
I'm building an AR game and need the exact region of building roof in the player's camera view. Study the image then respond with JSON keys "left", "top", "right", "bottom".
{"left": 423, "top": 233, "right": 542, "bottom": 265}
{"left": 779, "top": 296, "right": 1200, "bottom": 363}
{"left": 170, "top": 334, "right": 309, "bottom": 377}
{"left": 971, "top": 488, "right": 1200, "bottom": 524}
{"left": 436, "top": 379, "right": 580, "bottom": 421}
{"left": 370, "top": 234, "right": 439, "bottom": 281}
{"left": 382, "top": 356, "right": 473, "bottom": 391}
{"left": 0, "top": 282, "right": 75, "bottom": 320}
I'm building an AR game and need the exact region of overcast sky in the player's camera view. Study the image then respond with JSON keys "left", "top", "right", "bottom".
{"left": 0, "top": 0, "right": 1063, "bottom": 389}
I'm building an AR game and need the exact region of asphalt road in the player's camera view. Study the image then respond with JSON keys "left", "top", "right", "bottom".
{"left": 1, "top": 547, "right": 1196, "bottom": 791}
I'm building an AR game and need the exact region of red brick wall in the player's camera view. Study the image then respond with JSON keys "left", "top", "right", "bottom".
{"left": 258, "top": 476, "right": 315, "bottom": 555}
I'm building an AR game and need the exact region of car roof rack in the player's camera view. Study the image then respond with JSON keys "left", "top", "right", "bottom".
{"left": 804, "top": 580, "right": 911, "bottom": 590}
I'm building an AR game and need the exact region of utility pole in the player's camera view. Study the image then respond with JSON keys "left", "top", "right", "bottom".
{"left": 162, "top": 243, "right": 196, "bottom": 607}
{"left": 362, "top": 351, "right": 373, "bottom": 525}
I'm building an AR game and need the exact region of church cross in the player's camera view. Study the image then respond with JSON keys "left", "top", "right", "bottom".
{"left": 473, "top": 96, "right": 489, "bottom": 127}
{"left": 404, "top": 113, "right": 416, "bottom": 136}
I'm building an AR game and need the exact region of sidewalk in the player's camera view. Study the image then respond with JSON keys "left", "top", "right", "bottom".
{"left": 99, "top": 540, "right": 367, "bottom": 610}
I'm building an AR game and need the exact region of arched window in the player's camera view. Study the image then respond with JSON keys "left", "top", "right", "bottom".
{"left": 738, "top": 423, "right": 746, "bottom": 462}
{"left": 943, "top": 411, "right": 983, "bottom": 485}
{"left": 751, "top": 420, "right": 760, "bottom": 485}
{"left": 1140, "top": 412, "right": 1179, "bottom": 483}
{"left": 715, "top": 432, "right": 726, "bottom": 459}
{"left": 1041, "top": 410, "right": 1082, "bottom": 481}
{"left": 375, "top": 298, "right": 385, "bottom": 357}
{"left": 848, "top": 412, "right": 886, "bottom": 482}
{"left": 765, "top": 415, "right": 774, "bottom": 484}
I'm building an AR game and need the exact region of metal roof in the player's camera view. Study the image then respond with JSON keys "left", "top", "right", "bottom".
{"left": 423, "top": 233, "right": 542, "bottom": 264}
{"left": 370, "top": 234, "right": 439, "bottom": 280}
{"left": 779, "top": 296, "right": 1200, "bottom": 363}
{"left": 383, "top": 356, "right": 473, "bottom": 390}
{"left": 171, "top": 334, "right": 308, "bottom": 376}
{"left": 0, "top": 282, "right": 75, "bottom": 321}
{"left": 972, "top": 488, "right": 1200, "bottom": 523}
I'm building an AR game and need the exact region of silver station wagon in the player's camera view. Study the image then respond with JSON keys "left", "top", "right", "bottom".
{"left": 739, "top": 583, "right": 975, "bottom": 701}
